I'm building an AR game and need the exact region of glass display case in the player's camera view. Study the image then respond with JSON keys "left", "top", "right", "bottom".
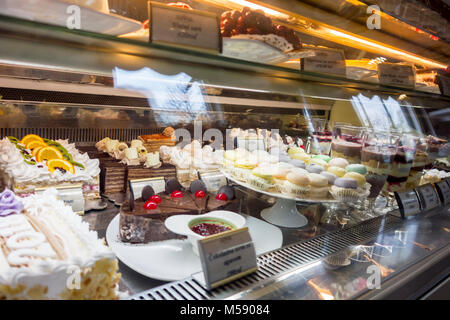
{"left": 0, "top": 0, "right": 449, "bottom": 300}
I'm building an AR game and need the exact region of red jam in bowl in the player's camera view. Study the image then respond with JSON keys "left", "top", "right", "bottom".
{"left": 190, "top": 222, "right": 232, "bottom": 237}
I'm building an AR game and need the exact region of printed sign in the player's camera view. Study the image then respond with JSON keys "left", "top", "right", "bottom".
{"left": 199, "top": 170, "right": 227, "bottom": 193}
{"left": 378, "top": 63, "right": 415, "bottom": 88}
{"left": 148, "top": 1, "right": 221, "bottom": 53}
{"left": 301, "top": 48, "right": 346, "bottom": 76}
{"left": 35, "top": 184, "right": 84, "bottom": 215}
{"left": 236, "top": 138, "right": 266, "bottom": 152}
{"left": 435, "top": 180, "right": 450, "bottom": 205}
{"left": 129, "top": 177, "right": 165, "bottom": 200}
{"left": 194, "top": 227, "right": 257, "bottom": 290}
{"left": 416, "top": 184, "right": 440, "bottom": 211}
{"left": 394, "top": 189, "right": 421, "bottom": 218}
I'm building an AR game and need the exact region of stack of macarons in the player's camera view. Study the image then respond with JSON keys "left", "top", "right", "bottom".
{"left": 330, "top": 163, "right": 370, "bottom": 201}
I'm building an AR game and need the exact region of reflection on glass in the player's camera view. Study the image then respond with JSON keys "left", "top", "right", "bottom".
{"left": 113, "top": 67, "right": 207, "bottom": 126}
{"left": 393, "top": 230, "right": 408, "bottom": 248}
{"left": 331, "top": 124, "right": 364, "bottom": 164}
{"left": 308, "top": 118, "right": 331, "bottom": 155}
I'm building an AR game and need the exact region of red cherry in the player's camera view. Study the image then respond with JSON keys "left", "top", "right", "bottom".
{"left": 300, "top": 145, "right": 305, "bottom": 150}
{"left": 171, "top": 190, "right": 184, "bottom": 198}
{"left": 149, "top": 195, "right": 162, "bottom": 203}
{"left": 143, "top": 201, "right": 158, "bottom": 210}
{"left": 216, "top": 193, "right": 228, "bottom": 201}
{"left": 195, "top": 190, "right": 206, "bottom": 198}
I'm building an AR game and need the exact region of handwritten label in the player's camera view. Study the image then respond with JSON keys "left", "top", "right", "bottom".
{"left": 417, "top": 184, "right": 440, "bottom": 211}
{"left": 236, "top": 138, "right": 266, "bottom": 152}
{"left": 301, "top": 48, "right": 346, "bottom": 76}
{"left": 435, "top": 180, "right": 450, "bottom": 205}
{"left": 149, "top": 1, "right": 220, "bottom": 53}
{"left": 395, "top": 190, "right": 421, "bottom": 218}
{"left": 35, "top": 184, "right": 84, "bottom": 215}
{"left": 199, "top": 171, "right": 227, "bottom": 193}
{"left": 129, "top": 177, "right": 165, "bottom": 200}
{"left": 378, "top": 63, "right": 415, "bottom": 88}
{"left": 194, "top": 227, "right": 257, "bottom": 290}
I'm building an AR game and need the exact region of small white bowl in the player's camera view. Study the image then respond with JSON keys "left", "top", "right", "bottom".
{"left": 165, "top": 211, "right": 246, "bottom": 255}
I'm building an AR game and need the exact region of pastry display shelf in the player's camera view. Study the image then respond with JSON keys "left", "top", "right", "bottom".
{"left": 0, "top": 15, "right": 449, "bottom": 110}
{"left": 222, "top": 170, "right": 339, "bottom": 228}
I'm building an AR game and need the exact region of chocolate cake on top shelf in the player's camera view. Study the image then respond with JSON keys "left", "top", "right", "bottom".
{"left": 119, "top": 178, "right": 236, "bottom": 243}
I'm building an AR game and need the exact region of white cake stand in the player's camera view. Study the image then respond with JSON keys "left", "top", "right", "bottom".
{"left": 222, "top": 170, "right": 338, "bottom": 228}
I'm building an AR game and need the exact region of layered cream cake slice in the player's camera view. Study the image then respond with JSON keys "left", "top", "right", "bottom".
{"left": 0, "top": 188, "right": 121, "bottom": 300}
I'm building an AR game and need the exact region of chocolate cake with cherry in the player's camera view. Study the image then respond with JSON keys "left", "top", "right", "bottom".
{"left": 119, "top": 179, "right": 236, "bottom": 243}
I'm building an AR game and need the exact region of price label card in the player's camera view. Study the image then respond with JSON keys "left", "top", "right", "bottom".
{"left": 437, "top": 75, "right": 450, "bottom": 96}
{"left": 194, "top": 227, "right": 257, "bottom": 290}
{"left": 129, "top": 177, "right": 165, "bottom": 200}
{"left": 301, "top": 48, "right": 346, "bottom": 76}
{"left": 395, "top": 190, "right": 421, "bottom": 218}
{"left": 417, "top": 184, "right": 441, "bottom": 211}
{"left": 149, "top": 1, "right": 221, "bottom": 53}
{"left": 199, "top": 170, "right": 227, "bottom": 193}
{"left": 36, "top": 184, "right": 84, "bottom": 215}
{"left": 378, "top": 63, "right": 415, "bottom": 88}
{"left": 435, "top": 180, "right": 450, "bottom": 205}
{"left": 236, "top": 138, "right": 265, "bottom": 152}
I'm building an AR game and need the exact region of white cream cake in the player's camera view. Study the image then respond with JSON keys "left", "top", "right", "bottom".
{"left": 0, "top": 188, "right": 121, "bottom": 299}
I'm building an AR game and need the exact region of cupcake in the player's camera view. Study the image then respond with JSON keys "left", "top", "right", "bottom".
{"left": 327, "top": 166, "right": 346, "bottom": 177}
{"left": 307, "top": 173, "right": 329, "bottom": 198}
{"left": 282, "top": 171, "right": 310, "bottom": 197}
{"left": 328, "top": 157, "right": 349, "bottom": 169}
{"left": 247, "top": 166, "right": 276, "bottom": 191}
{"left": 330, "top": 177, "right": 360, "bottom": 201}
{"left": 233, "top": 157, "right": 257, "bottom": 181}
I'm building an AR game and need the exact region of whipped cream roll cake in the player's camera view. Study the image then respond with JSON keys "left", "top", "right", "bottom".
{"left": 0, "top": 135, "right": 101, "bottom": 202}
{"left": 0, "top": 188, "right": 121, "bottom": 300}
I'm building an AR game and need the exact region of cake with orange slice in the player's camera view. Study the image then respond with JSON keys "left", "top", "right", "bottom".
{"left": 0, "top": 134, "right": 100, "bottom": 203}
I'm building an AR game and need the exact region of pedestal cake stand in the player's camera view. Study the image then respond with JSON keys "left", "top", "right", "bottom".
{"left": 221, "top": 170, "right": 339, "bottom": 228}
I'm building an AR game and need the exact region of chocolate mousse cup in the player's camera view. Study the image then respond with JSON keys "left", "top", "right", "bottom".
{"left": 331, "top": 125, "right": 364, "bottom": 164}
{"left": 386, "top": 135, "right": 418, "bottom": 193}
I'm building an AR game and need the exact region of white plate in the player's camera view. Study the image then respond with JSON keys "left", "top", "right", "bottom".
{"left": 1, "top": 0, "right": 142, "bottom": 36}
{"left": 106, "top": 213, "right": 283, "bottom": 281}
{"left": 222, "top": 38, "right": 315, "bottom": 64}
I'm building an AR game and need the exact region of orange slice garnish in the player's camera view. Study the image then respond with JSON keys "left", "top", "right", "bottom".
{"left": 20, "top": 134, "right": 44, "bottom": 146}
{"left": 36, "top": 146, "right": 63, "bottom": 163}
{"left": 47, "top": 159, "right": 75, "bottom": 174}
{"left": 26, "top": 140, "right": 48, "bottom": 150}
{"left": 32, "top": 146, "right": 44, "bottom": 158}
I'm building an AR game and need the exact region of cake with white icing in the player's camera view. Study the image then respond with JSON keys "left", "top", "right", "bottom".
{"left": 0, "top": 188, "right": 121, "bottom": 300}
{"left": 0, "top": 135, "right": 100, "bottom": 202}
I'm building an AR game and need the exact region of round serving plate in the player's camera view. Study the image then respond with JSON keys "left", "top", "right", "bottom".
{"left": 2, "top": 0, "right": 142, "bottom": 36}
{"left": 106, "top": 213, "right": 282, "bottom": 281}
{"left": 222, "top": 170, "right": 339, "bottom": 228}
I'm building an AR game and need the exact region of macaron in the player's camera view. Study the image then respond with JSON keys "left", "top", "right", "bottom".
{"left": 290, "top": 167, "right": 309, "bottom": 175}
{"left": 328, "top": 158, "right": 349, "bottom": 169}
{"left": 288, "top": 159, "right": 306, "bottom": 169}
{"left": 224, "top": 150, "right": 237, "bottom": 161}
{"left": 321, "top": 171, "right": 337, "bottom": 185}
{"left": 345, "top": 164, "right": 367, "bottom": 175}
{"left": 344, "top": 172, "right": 366, "bottom": 187}
{"left": 288, "top": 147, "right": 305, "bottom": 155}
{"left": 286, "top": 171, "right": 310, "bottom": 187}
{"left": 327, "top": 166, "right": 346, "bottom": 177}
{"left": 307, "top": 173, "right": 329, "bottom": 188}
{"left": 312, "top": 155, "right": 331, "bottom": 163}
{"left": 306, "top": 164, "right": 325, "bottom": 174}
{"left": 279, "top": 154, "right": 292, "bottom": 163}
{"left": 334, "top": 177, "right": 358, "bottom": 190}
{"left": 290, "top": 152, "right": 311, "bottom": 163}
{"left": 310, "top": 158, "right": 328, "bottom": 168}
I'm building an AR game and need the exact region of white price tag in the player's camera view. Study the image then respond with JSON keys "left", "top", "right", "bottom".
{"left": 378, "top": 63, "right": 415, "bottom": 88}
{"left": 199, "top": 171, "right": 227, "bottom": 193}
{"left": 194, "top": 227, "right": 257, "bottom": 290}
{"left": 301, "top": 48, "right": 346, "bottom": 76}
{"left": 417, "top": 184, "right": 440, "bottom": 211}
{"left": 129, "top": 177, "right": 165, "bottom": 200}
{"left": 149, "top": 1, "right": 220, "bottom": 53}
{"left": 236, "top": 138, "right": 265, "bottom": 152}
{"left": 435, "top": 180, "right": 450, "bottom": 205}
{"left": 395, "top": 190, "right": 421, "bottom": 218}
{"left": 36, "top": 184, "right": 84, "bottom": 215}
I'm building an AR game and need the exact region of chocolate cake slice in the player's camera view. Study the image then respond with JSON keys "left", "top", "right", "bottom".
{"left": 119, "top": 191, "right": 232, "bottom": 244}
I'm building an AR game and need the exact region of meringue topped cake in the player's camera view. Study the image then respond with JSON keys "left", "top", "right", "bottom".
{"left": 0, "top": 188, "right": 121, "bottom": 300}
